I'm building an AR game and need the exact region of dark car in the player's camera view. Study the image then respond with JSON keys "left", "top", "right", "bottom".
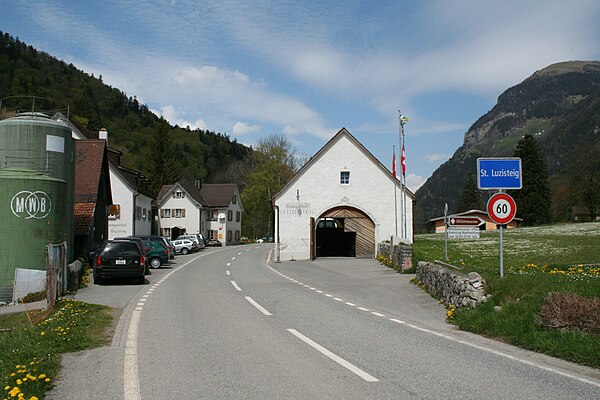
{"left": 141, "top": 239, "right": 169, "bottom": 269}
{"left": 114, "top": 236, "right": 150, "bottom": 275}
{"left": 93, "top": 240, "right": 145, "bottom": 285}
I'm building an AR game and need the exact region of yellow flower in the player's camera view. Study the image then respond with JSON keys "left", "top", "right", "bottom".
{"left": 4, "top": 385, "right": 10, "bottom": 390}
{"left": 37, "top": 374, "right": 45, "bottom": 379}
{"left": 16, "top": 379, "right": 22, "bottom": 385}
{"left": 40, "top": 332, "right": 45, "bottom": 336}
{"left": 44, "top": 378, "right": 51, "bottom": 383}
{"left": 30, "top": 397, "right": 39, "bottom": 400}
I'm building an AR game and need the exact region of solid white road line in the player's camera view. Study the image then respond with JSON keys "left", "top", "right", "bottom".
{"left": 388, "top": 318, "right": 600, "bottom": 389}
{"left": 124, "top": 311, "right": 141, "bottom": 400}
{"left": 245, "top": 296, "right": 273, "bottom": 316}
{"left": 231, "top": 280, "right": 242, "bottom": 291}
{"left": 287, "top": 329, "right": 379, "bottom": 382}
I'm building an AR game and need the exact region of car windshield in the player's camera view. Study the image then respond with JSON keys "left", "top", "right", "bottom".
{"left": 101, "top": 242, "right": 139, "bottom": 257}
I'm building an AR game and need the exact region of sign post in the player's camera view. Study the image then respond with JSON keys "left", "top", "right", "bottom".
{"left": 487, "top": 192, "right": 517, "bottom": 278}
{"left": 478, "top": 157, "right": 521, "bottom": 279}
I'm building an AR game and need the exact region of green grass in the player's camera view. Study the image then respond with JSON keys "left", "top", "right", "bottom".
{"left": 414, "top": 222, "right": 600, "bottom": 368}
{"left": 0, "top": 299, "right": 113, "bottom": 399}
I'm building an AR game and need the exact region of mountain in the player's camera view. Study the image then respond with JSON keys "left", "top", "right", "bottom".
{"left": 0, "top": 31, "right": 251, "bottom": 191}
{"left": 415, "top": 61, "right": 600, "bottom": 231}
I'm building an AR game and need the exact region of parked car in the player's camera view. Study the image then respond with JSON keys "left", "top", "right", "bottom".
{"left": 114, "top": 236, "right": 150, "bottom": 274}
{"left": 206, "top": 238, "right": 222, "bottom": 247}
{"left": 93, "top": 240, "right": 145, "bottom": 285}
{"left": 132, "top": 235, "right": 174, "bottom": 260}
{"left": 176, "top": 234, "right": 205, "bottom": 249}
{"left": 140, "top": 239, "right": 169, "bottom": 269}
{"left": 172, "top": 239, "right": 197, "bottom": 255}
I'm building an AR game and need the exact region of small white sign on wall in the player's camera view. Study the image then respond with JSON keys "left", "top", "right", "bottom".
{"left": 46, "top": 135, "right": 65, "bottom": 153}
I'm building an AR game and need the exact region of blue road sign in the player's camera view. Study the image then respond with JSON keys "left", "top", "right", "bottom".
{"left": 477, "top": 158, "right": 522, "bottom": 190}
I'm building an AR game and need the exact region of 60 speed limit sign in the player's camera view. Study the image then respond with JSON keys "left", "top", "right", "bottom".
{"left": 487, "top": 193, "right": 517, "bottom": 225}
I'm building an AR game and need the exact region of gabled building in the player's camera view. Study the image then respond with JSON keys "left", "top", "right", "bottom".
{"left": 74, "top": 139, "right": 112, "bottom": 259}
{"left": 273, "top": 128, "right": 415, "bottom": 261}
{"left": 56, "top": 113, "right": 154, "bottom": 239}
{"left": 155, "top": 182, "right": 243, "bottom": 246}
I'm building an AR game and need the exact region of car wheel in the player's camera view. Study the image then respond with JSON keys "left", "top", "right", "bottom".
{"left": 150, "top": 257, "right": 162, "bottom": 269}
{"left": 181, "top": 247, "right": 189, "bottom": 255}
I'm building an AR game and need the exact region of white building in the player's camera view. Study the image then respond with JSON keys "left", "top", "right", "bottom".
{"left": 273, "top": 128, "right": 414, "bottom": 261}
{"left": 155, "top": 182, "right": 243, "bottom": 246}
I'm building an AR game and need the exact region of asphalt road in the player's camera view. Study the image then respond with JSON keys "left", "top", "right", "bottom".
{"left": 48, "top": 244, "right": 600, "bottom": 399}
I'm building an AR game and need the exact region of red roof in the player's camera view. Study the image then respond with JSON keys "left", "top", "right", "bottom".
{"left": 74, "top": 202, "right": 96, "bottom": 235}
{"left": 75, "top": 140, "right": 106, "bottom": 202}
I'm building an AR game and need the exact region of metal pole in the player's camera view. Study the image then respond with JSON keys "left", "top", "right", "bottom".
{"left": 499, "top": 224, "right": 504, "bottom": 278}
{"left": 393, "top": 145, "right": 398, "bottom": 237}
{"left": 398, "top": 111, "right": 403, "bottom": 239}
{"left": 444, "top": 203, "right": 448, "bottom": 261}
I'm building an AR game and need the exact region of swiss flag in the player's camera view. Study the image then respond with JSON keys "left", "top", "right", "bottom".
{"left": 401, "top": 144, "right": 406, "bottom": 176}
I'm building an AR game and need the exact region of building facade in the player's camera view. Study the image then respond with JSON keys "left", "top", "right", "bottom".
{"left": 274, "top": 128, "right": 414, "bottom": 261}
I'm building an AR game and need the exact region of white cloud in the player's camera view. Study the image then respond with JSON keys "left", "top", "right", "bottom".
{"left": 153, "top": 105, "right": 207, "bottom": 131}
{"left": 233, "top": 122, "right": 261, "bottom": 136}
{"left": 425, "top": 154, "right": 451, "bottom": 163}
{"left": 406, "top": 173, "right": 426, "bottom": 192}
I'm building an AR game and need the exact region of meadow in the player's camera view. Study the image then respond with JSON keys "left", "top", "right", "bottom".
{"left": 413, "top": 222, "right": 600, "bottom": 368}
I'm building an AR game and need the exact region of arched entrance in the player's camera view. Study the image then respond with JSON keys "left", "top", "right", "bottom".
{"left": 314, "top": 206, "right": 375, "bottom": 258}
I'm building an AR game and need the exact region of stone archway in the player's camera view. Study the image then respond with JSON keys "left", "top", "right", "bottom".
{"left": 314, "top": 206, "right": 375, "bottom": 258}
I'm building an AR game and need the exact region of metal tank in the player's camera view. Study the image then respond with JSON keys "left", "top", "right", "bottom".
{"left": 0, "top": 169, "right": 67, "bottom": 295}
{"left": 0, "top": 113, "right": 75, "bottom": 261}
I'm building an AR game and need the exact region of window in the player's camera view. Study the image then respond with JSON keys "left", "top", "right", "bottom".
{"left": 235, "top": 230, "right": 240, "bottom": 241}
{"left": 161, "top": 227, "right": 171, "bottom": 238}
{"left": 173, "top": 209, "right": 186, "bottom": 218}
{"left": 211, "top": 210, "right": 219, "bottom": 221}
{"left": 161, "top": 209, "right": 172, "bottom": 218}
{"left": 136, "top": 206, "right": 142, "bottom": 220}
{"left": 209, "top": 230, "right": 218, "bottom": 240}
{"left": 340, "top": 171, "right": 350, "bottom": 185}
{"left": 227, "top": 230, "right": 232, "bottom": 242}
{"left": 232, "top": 194, "right": 237, "bottom": 204}
{"left": 228, "top": 210, "right": 233, "bottom": 221}
{"left": 173, "top": 191, "right": 185, "bottom": 199}
{"left": 142, "top": 208, "right": 147, "bottom": 221}
{"left": 236, "top": 211, "right": 240, "bottom": 222}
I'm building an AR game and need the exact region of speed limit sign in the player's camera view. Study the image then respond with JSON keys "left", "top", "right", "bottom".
{"left": 487, "top": 193, "right": 517, "bottom": 225}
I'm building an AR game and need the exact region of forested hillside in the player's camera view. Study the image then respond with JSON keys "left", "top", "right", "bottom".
{"left": 0, "top": 31, "right": 250, "bottom": 189}
{"left": 415, "top": 61, "right": 600, "bottom": 231}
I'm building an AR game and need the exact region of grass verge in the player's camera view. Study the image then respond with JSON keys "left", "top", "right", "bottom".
{"left": 414, "top": 222, "right": 600, "bottom": 369}
{"left": 0, "top": 299, "right": 113, "bottom": 400}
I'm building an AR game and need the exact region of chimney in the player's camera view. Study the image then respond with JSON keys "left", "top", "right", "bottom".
{"left": 194, "top": 178, "right": 202, "bottom": 190}
{"left": 99, "top": 128, "right": 108, "bottom": 142}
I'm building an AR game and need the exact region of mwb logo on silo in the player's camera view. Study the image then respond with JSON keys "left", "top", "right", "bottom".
{"left": 11, "top": 191, "right": 52, "bottom": 219}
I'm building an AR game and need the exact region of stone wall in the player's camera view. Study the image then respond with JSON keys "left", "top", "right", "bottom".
{"left": 416, "top": 261, "right": 487, "bottom": 308}
{"left": 377, "top": 241, "right": 413, "bottom": 270}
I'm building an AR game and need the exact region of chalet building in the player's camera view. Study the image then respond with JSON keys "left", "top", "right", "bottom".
{"left": 155, "top": 182, "right": 243, "bottom": 246}
{"left": 426, "top": 209, "right": 521, "bottom": 233}
{"left": 273, "top": 128, "right": 415, "bottom": 261}
{"left": 569, "top": 206, "right": 600, "bottom": 222}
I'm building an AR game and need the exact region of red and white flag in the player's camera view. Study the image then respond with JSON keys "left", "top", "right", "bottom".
{"left": 401, "top": 144, "right": 406, "bottom": 176}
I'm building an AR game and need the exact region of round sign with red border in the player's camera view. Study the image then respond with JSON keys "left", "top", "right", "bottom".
{"left": 487, "top": 193, "right": 517, "bottom": 225}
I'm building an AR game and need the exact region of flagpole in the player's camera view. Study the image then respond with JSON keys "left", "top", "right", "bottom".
{"left": 399, "top": 111, "right": 409, "bottom": 239}
{"left": 393, "top": 144, "right": 398, "bottom": 237}
{"left": 398, "top": 111, "right": 403, "bottom": 240}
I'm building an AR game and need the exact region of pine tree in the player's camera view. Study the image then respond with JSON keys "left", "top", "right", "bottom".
{"left": 509, "top": 134, "right": 552, "bottom": 225}
{"left": 457, "top": 172, "right": 482, "bottom": 212}
{"left": 144, "top": 121, "right": 183, "bottom": 193}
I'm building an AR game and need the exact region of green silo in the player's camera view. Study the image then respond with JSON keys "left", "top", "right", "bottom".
{"left": 0, "top": 113, "right": 75, "bottom": 261}
{"left": 0, "top": 169, "right": 67, "bottom": 298}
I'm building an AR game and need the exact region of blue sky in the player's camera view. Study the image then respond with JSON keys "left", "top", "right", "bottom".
{"left": 2, "top": 0, "right": 600, "bottom": 190}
